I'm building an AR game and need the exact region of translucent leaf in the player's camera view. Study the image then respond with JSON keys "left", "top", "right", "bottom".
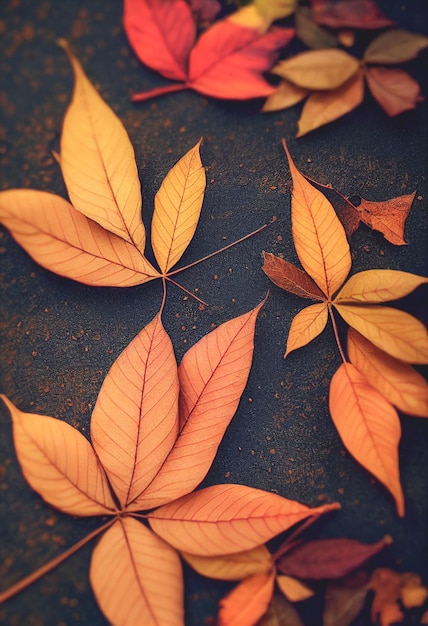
{"left": 335, "top": 269, "right": 428, "bottom": 304}
{"left": 218, "top": 570, "right": 275, "bottom": 626}
{"left": 181, "top": 545, "right": 273, "bottom": 581}
{"left": 90, "top": 517, "right": 184, "bottom": 626}
{"left": 152, "top": 140, "right": 206, "bottom": 273}
{"left": 2, "top": 395, "right": 116, "bottom": 516}
{"left": 272, "top": 49, "right": 359, "bottom": 90}
{"left": 285, "top": 303, "right": 328, "bottom": 357}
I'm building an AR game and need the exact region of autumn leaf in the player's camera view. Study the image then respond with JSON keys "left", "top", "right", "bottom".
{"left": 125, "top": 0, "right": 294, "bottom": 102}
{"left": 364, "top": 66, "right": 424, "bottom": 117}
{"left": 181, "top": 545, "right": 273, "bottom": 581}
{"left": 310, "top": 0, "right": 394, "bottom": 29}
{"left": 258, "top": 593, "right": 305, "bottom": 625}
{"left": 218, "top": 569, "right": 276, "bottom": 626}
{"left": 363, "top": 29, "right": 428, "bottom": 64}
{"left": 323, "top": 570, "right": 370, "bottom": 626}
{"left": 294, "top": 5, "right": 339, "bottom": 50}
{"left": 276, "top": 575, "right": 315, "bottom": 602}
{"left": 0, "top": 303, "right": 339, "bottom": 624}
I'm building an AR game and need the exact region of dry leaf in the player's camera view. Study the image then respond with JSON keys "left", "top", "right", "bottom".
{"left": 218, "top": 569, "right": 276, "bottom": 626}
{"left": 272, "top": 49, "right": 359, "bottom": 90}
{"left": 363, "top": 29, "right": 428, "bottom": 64}
{"left": 276, "top": 575, "right": 315, "bottom": 602}
{"left": 181, "top": 545, "right": 273, "bottom": 581}
{"left": 262, "top": 79, "right": 309, "bottom": 112}
{"left": 329, "top": 363, "right": 404, "bottom": 516}
{"left": 369, "top": 568, "right": 403, "bottom": 624}
{"left": 262, "top": 252, "right": 325, "bottom": 300}
{"left": 323, "top": 570, "right": 370, "bottom": 626}
{"left": 294, "top": 6, "right": 338, "bottom": 49}
{"left": 365, "top": 66, "right": 423, "bottom": 117}
{"left": 310, "top": 0, "right": 394, "bottom": 29}
{"left": 257, "top": 593, "right": 304, "bottom": 625}
{"left": 334, "top": 269, "right": 428, "bottom": 304}
{"left": 284, "top": 303, "right": 328, "bottom": 357}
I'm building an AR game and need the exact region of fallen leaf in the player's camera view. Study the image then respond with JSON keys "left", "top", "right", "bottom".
{"left": 363, "top": 29, "right": 428, "bottom": 64}
{"left": 272, "top": 49, "right": 359, "bottom": 90}
{"left": 218, "top": 569, "right": 276, "bottom": 626}
{"left": 365, "top": 66, "right": 423, "bottom": 116}
{"left": 181, "top": 545, "right": 273, "bottom": 581}
{"left": 262, "top": 252, "right": 325, "bottom": 300}
{"left": 277, "top": 536, "right": 392, "bottom": 579}
{"left": 329, "top": 363, "right": 404, "bottom": 516}
{"left": 323, "top": 570, "right": 370, "bottom": 626}
{"left": 348, "top": 328, "right": 428, "bottom": 417}
{"left": 189, "top": 0, "right": 221, "bottom": 24}
{"left": 334, "top": 269, "right": 428, "bottom": 304}
{"left": 276, "top": 574, "right": 315, "bottom": 601}
{"left": 310, "top": 0, "right": 394, "bottom": 29}
{"left": 253, "top": 0, "right": 296, "bottom": 24}
{"left": 257, "top": 593, "right": 304, "bottom": 626}
{"left": 294, "top": 5, "right": 338, "bottom": 49}
{"left": 369, "top": 568, "right": 403, "bottom": 624}
{"left": 262, "top": 79, "right": 308, "bottom": 112}
{"left": 284, "top": 302, "right": 328, "bottom": 357}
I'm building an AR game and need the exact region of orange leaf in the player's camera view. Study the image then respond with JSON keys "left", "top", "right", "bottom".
{"left": 131, "top": 300, "right": 264, "bottom": 510}
{"left": 152, "top": 139, "right": 206, "bottom": 273}
{"left": 334, "top": 303, "right": 428, "bottom": 364}
{"left": 335, "top": 269, "right": 428, "bottom": 304}
{"left": 364, "top": 29, "right": 428, "bottom": 64}
{"left": 148, "top": 484, "right": 339, "bottom": 556}
{"left": 218, "top": 570, "right": 276, "bottom": 626}
{"left": 181, "top": 545, "right": 273, "bottom": 581}
{"left": 0, "top": 189, "right": 159, "bottom": 287}
{"left": 91, "top": 315, "right": 179, "bottom": 508}
{"left": 276, "top": 575, "right": 314, "bottom": 602}
{"left": 296, "top": 70, "right": 364, "bottom": 137}
{"left": 1, "top": 395, "right": 116, "bottom": 516}
{"left": 347, "top": 329, "right": 428, "bottom": 417}
{"left": 355, "top": 192, "right": 415, "bottom": 245}
{"left": 285, "top": 303, "right": 328, "bottom": 357}
{"left": 329, "top": 363, "right": 404, "bottom": 516}
{"left": 262, "top": 79, "right": 308, "bottom": 112}
{"left": 272, "top": 49, "right": 359, "bottom": 90}
{"left": 284, "top": 141, "right": 351, "bottom": 298}
{"left": 262, "top": 252, "right": 325, "bottom": 300}
{"left": 90, "top": 517, "right": 184, "bottom": 626}
{"left": 58, "top": 41, "right": 146, "bottom": 250}
{"left": 365, "top": 66, "right": 423, "bottom": 117}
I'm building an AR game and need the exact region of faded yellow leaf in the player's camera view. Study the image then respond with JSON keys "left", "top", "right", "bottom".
{"left": 285, "top": 303, "right": 328, "bottom": 357}
{"left": 335, "top": 269, "right": 428, "bottom": 303}
{"left": 276, "top": 575, "right": 315, "bottom": 602}
{"left": 181, "top": 545, "right": 273, "bottom": 580}
{"left": 58, "top": 40, "right": 146, "bottom": 250}
{"left": 262, "top": 79, "right": 308, "bottom": 112}
{"left": 254, "top": 0, "right": 296, "bottom": 24}
{"left": 335, "top": 303, "right": 428, "bottom": 364}
{"left": 364, "top": 29, "right": 428, "bottom": 64}
{"left": 272, "top": 49, "right": 359, "bottom": 90}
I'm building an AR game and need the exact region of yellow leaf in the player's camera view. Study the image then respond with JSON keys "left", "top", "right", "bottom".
{"left": 284, "top": 141, "right": 351, "bottom": 298}
{"left": 276, "top": 575, "right": 315, "bottom": 602}
{"left": 253, "top": 0, "right": 296, "bottom": 24}
{"left": 348, "top": 329, "right": 428, "bottom": 417}
{"left": 152, "top": 139, "right": 206, "bottom": 273}
{"left": 335, "top": 269, "right": 428, "bottom": 303}
{"left": 334, "top": 303, "right": 428, "bottom": 364}
{"left": 58, "top": 41, "right": 146, "bottom": 250}
{"left": 218, "top": 570, "right": 276, "bottom": 626}
{"left": 2, "top": 395, "right": 116, "bottom": 516}
{"left": 0, "top": 189, "right": 159, "bottom": 287}
{"left": 262, "top": 79, "right": 308, "bottom": 112}
{"left": 329, "top": 364, "right": 404, "bottom": 516}
{"left": 272, "top": 49, "right": 359, "bottom": 90}
{"left": 296, "top": 71, "right": 364, "bottom": 137}
{"left": 181, "top": 545, "right": 273, "bottom": 580}
{"left": 285, "top": 303, "right": 328, "bottom": 357}
{"left": 90, "top": 517, "right": 184, "bottom": 626}
{"left": 364, "top": 29, "right": 428, "bottom": 64}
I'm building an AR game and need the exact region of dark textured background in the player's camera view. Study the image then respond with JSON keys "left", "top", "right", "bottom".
{"left": 0, "top": 1, "right": 427, "bottom": 624}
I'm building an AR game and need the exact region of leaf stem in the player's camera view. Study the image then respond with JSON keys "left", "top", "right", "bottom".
{"left": 0, "top": 519, "right": 115, "bottom": 605}
{"left": 328, "top": 304, "right": 347, "bottom": 363}
{"left": 165, "top": 277, "right": 208, "bottom": 307}
{"left": 271, "top": 515, "right": 323, "bottom": 562}
{"left": 131, "top": 83, "right": 188, "bottom": 102}
{"left": 167, "top": 219, "right": 272, "bottom": 277}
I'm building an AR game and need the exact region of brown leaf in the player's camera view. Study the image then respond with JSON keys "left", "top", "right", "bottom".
{"left": 355, "top": 192, "right": 415, "bottom": 245}
{"left": 218, "top": 569, "right": 276, "bottom": 626}
{"left": 277, "top": 536, "right": 392, "bottom": 579}
{"left": 329, "top": 363, "right": 404, "bottom": 516}
{"left": 369, "top": 568, "right": 403, "bottom": 624}
{"left": 310, "top": 0, "right": 394, "bottom": 29}
{"left": 262, "top": 252, "right": 325, "bottom": 300}
{"left": 364, "top": 29, "right": 428, "bottom": 64}
{"left": 295, "top": 6, "right": 338, "bottom": 49}
{"left": 323, "top": 570, "right": 370, "bottom": 626}
{"left": 257, "top": 593, "right": 305, "bottom": 626}
{"left": 365, "top": 66, "right": 423, "bottom": 116}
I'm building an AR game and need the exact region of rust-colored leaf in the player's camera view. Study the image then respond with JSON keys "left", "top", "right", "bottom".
{"left": 131, "top": 300, "right": 265, "bottom": 510}
{"left": 152, "top": 139, "right": 206, "bottom": 273}
{"left": 369, "top": 568, "right": 403, "bottom": 625}
{"left": 364, "top": 29, "right": 428, "bottom": 64}
{"left": 277, "top": 535, "right": 392, "bottom": 579}
{"left": 310, "top": 0, "right": 394, "bottom": 29}
{"left": 276, "top": 575, "right": 315, "bottom": 601}
{"left": 334, "top": 303, "right": 428, "bottom": 364}
{"left": 90, "top": 517, "right": 184, "bottom": 626}
{"left": 262, "top": 252, "right": 325, "bottom": 300}
{"left": 355, "top": 192, "right": 415, "bottom": 245}
{"left": 91, "top": 314, "right": 179, "bottom": 508}
{"left": 181, "top": 545, "right": 273, "bottom": 581}
{"left": 272, "top": 49, "right": 359, "bottom": 90}
{"left": 329, "top": 363, "right": 404, "bottom": 516}
{"left": 148, "top": 484, "right": 339, "bottom": 556}
{"left": 218, "top": 570, "right": 275, "bottom": 626}
{"left": 1, "top": 395, "right": 116, "bottom": 516}
{"left": 284, "top": 141, "right": 351, "bottom": 298}
{"left": 285, "top": 303, "right": 328, "bottom": 357}
{"left": 296, "top": 70, "right": 364, "bottom": 137}
{"left": 335, "top": 269, "right": 428, "bottom": 304}
{"left": 347, "top": 329, "right": 428, "bottom": 418}
{"left": 365, "top": 66, "right": 423, "bottom": 117}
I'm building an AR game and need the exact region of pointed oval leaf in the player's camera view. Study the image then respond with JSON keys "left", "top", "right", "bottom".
{"left": 262, "top": 252, "right": 325, "bottom": 300}
{"left": 188, "top": 20, "right": 294, "bottom": 99}
{"left": 335, "top": 269, "right": 428, "bottom": 304}
{"left": 59, "top": 42, "right": 146, "bottom": 250}
{"left": 152, "top": 141, "right": 206, "bottom": 273}
{"left": 296, "top": 71, "right": 364, "bottom": 137}
{"left": 182, "top": 545, "right": 273, "bottom": 581}
{"left": 334, "top": 303, "right": 428, "bottom": 364}
{"left": 272, "top": 49, "right": 359, "bottom": 90}
{"left": 323, "top": 571, "right": 370, "bottom": 626}
{"left": 259, "top": 593, "right": 304, "bottom": 626}
{"left": 91, "top": 315, "right": 179, "bottom": 508}
{"left": 364, "top": 29, "right": 428, "bottom": 64}
{"left": 311, "top": 0, "right": 394, "bottom": 29}
{"left": 347, "top": 329, "right": 428, "bottom": 418}
{"left": 149, "top": 484, "right": 339, "bottom": 556}
{"left": 277, "top": 536, "right": 392, "bottom": 580}
{"left": 0, "top": 189, "right": 159, "bottom": 287}
{"left": 284, "top": 142, "right": 351, "bottom": 298}
{"left": 1, "top": 395, "right": 116, "bottom": 516}
{"left": 276, "top": 575, "right": 315, "bottom": 602}
{"left": 329, "top": 363, "right": 404, "bottom": 516}
{"left": 262, "top": 79, "right": 309, "bottom": 112}
{"left": 365, "top": 67, "right": 422, "bottom": 117}
{"left": 90, "top": 517, "right": 184, "bottom": 626}
{"left": 218, "top": 570, "right": 276, "bottom": 626}
{"left": 129, "top": 301, "right": 264, "bottom": 511}
{"left": 285, "top": 303, "right": 328, "bottom": 357}
{"left": 123, "top": 0, "right": 195, "bottom": 82}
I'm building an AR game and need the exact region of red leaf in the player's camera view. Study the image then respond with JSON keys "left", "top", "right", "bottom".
{"left": 277, "top": 536, "right": 392, "bottom": 580}
{"left": 365, "top": 66, "right": 423, "bottom": 117}
{"left": 263, "top": 252, "right": 325, "bottom": 300}
{"left": 310, "top": 0, "right": 394, "bottom": 29}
